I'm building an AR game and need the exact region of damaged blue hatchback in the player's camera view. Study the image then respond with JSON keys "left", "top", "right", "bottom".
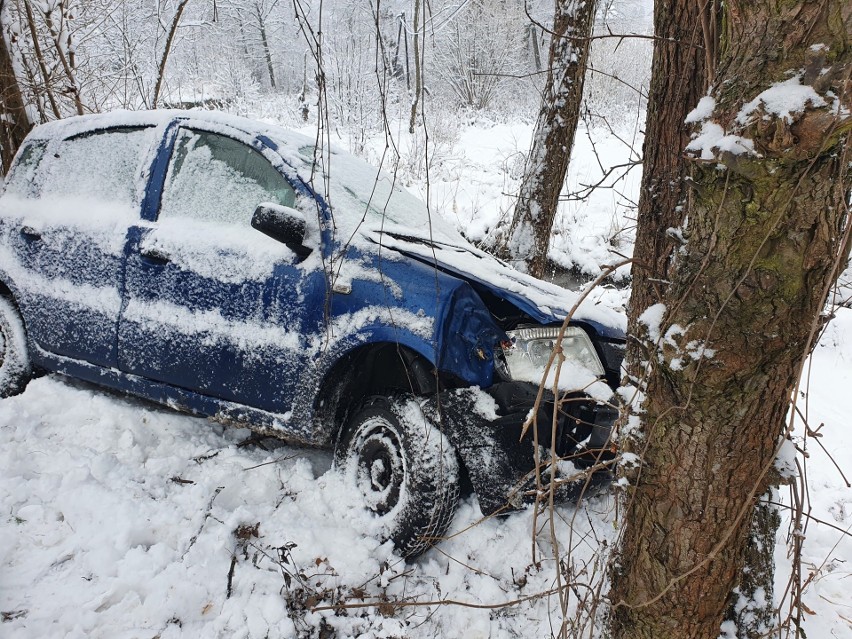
{"left": 0, "top": 111, "right": 625, "bottom": 557}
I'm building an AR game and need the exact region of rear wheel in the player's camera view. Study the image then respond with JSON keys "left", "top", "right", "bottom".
{"left": 0, "top": 296, "right": 31, "bottom": 397}
{"left": 335, "top": 396, "right": 459, "bottom": 558}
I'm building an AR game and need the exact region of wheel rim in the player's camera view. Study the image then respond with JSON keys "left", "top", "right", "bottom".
{"left": 351, "top": 418, "right": 404, "bottom": 516}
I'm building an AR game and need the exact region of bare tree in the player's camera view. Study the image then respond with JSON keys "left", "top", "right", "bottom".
{"left": 430, "top": 0, "right": 529, "bottom": 112}
{"left": 254, "top": 0, "right": 277, "bottom": 89}
{"left": 608, "top": 2, "right": 852, "bottom": 638}
{"left": 0, "top": 0, "right": 32, "bottom": 172}
{"left": 2, "top": 0, "right": 87, "bottom": 121}
{"left": 152, "top": 0, "right": 192, "bottom": 108}
{"left": 499, "top": 0, "right": 599, "bottom": 278}
{"left": 38, "top": 0, "right": 84, "bottom": 115}
{"left": 19, "top": 0, "right": 60, "bottom": 118}
{"left": 408, "top": 0, "right": 422, "bottom": 134}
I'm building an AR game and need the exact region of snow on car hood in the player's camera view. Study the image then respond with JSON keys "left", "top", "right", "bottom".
{"left": 267, "top": 129, "right": 625, "bottom": 338}
{"left": 363, "top": 225, "right": 626, "bottom": 338}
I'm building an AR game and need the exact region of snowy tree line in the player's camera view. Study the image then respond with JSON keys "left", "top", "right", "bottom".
{"left": 1, "top": 0, "right": 651, "bottom": 170}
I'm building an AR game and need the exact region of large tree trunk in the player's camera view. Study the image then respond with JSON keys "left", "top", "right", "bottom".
{"left": 625, "top": 0, "right": 706, "bottom": 376}
{"left": 0, "top": 0, "right": 32, "bottom": 173}
{"left": 623, "top": 4, "right": 783, "bottom": 635}
{"left": 608, "top": 2, "right": 852, "bottom": 638}
{"left": 501, "top": 0, "right": 599, "bottom": 278}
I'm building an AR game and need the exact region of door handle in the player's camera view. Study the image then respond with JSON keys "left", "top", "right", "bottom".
{"left": 139, "top": 246, "right": 171, "bottom": 265}
{"left": 20, "top": 225, "right": 42, "bottom": 241}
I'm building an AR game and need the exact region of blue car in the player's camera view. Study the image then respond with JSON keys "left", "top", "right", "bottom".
{"left": 0, "top": 111, "right": 625, "bottom": 557}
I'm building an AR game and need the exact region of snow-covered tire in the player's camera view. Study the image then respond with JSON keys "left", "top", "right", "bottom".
{"left": 0, "top": 295, "right": 31, "bottom": 397}
{"left": 335, "top": 396, "right": 460, "bottom": 558}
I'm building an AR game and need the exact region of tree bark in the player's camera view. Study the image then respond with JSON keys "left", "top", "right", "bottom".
{"left": 724, "top": 491, "right": 781, "bottom": 637}
{"left": 609, "top": 2, "right": 852, "bottom": 638}
{"left": 408, "top": 0, "right": 421, "bottom": 134}
{"left": 625, "top": 0, "right": 706, "bottom": 378}
{"left": 502, "top": 0, "right": 599, "bottom": 278}
{"left": 0, "top": 0, "right": 32, "bottom": 173}
{"left": 255, "top": 2, "right": 276, "bottom": 89}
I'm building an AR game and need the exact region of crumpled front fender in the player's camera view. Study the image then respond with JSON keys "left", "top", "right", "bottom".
{"left": 423, "top": 386, "right": 617, "bottom": 515}
{"left": 436, "top": 283, "right": 504, "bottom": 388}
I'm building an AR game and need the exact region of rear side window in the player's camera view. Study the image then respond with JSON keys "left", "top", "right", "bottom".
{"left": 40, "top": 127, "right": 151, "bottom": 207}
{"left": 159, "top": 129, "right": 296, "bottom": 226}
{"left": 3, "top": 141, "right": 48, "bottom": 198}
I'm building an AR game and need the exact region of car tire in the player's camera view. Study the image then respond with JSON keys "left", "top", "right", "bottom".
{"left": 335, "top": 395, "right": 460, "bottom": 558}
{"left": 0, "top": 295, "right": 31, "bottom": 397}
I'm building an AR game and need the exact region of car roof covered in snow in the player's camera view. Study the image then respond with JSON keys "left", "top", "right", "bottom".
{"left": 23, "top": 110, "right": 626, "bottom": 335}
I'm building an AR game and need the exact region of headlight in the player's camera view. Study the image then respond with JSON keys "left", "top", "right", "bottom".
{"left": 498, "top": 326, "right": 605, "bottom": 383}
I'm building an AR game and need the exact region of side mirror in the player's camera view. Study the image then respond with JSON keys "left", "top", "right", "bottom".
{"left": 251, "top": 202, "right": 312, "bottom": 258}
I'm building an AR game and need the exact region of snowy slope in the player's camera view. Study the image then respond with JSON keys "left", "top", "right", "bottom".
{"left": 782, "top": 308, "right": 852, "bottom": 636}
{"left": 0, "top": 375, "right": 614, "bottom": 638}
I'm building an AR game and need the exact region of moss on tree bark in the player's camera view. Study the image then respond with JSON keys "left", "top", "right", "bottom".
{"left": 608, "top": 2, "right": 852, "bottom": 637}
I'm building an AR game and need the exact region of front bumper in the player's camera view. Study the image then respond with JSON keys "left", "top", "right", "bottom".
{"left": 428, "top": 382, "right": 618, "bottom": 516}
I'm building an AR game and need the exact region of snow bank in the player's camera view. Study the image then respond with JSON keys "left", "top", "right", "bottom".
{"left": 0, "top": 377, "right": 617, "bottom": 638}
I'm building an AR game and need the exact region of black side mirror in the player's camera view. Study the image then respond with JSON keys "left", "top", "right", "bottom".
{"left": 251, "top": 203, "right": 312, "bottom": 258}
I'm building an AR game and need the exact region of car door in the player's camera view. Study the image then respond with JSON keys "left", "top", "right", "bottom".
{"left": 0, "top": 126, "right": 155, "bottom": 368}
{"left": 117, "top": 125, "right": 319, "bottom": 414}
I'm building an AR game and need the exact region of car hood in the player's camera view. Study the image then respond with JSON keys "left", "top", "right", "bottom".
{"left": 364, "top": 226, "right": 626, "bottom": 340}
{"left": 262, "top": 127, "right": 624, "bottom": 339}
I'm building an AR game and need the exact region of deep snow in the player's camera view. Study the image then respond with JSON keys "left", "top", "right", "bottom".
{"left": 1, "top": 306, "right": 850, "bottom": 638}
{"left": 0, "top": 118, "right": 849, "bottom": 638}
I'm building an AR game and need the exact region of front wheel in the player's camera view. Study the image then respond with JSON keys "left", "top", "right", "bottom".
{"left": 335, "top": 396, "right": 460, "bottom": 558}
{"left": 0, "top": 295, "right": 31, "bottom": 397}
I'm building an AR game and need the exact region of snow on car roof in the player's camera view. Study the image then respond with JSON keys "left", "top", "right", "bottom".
{"left": 27, "top": 110, "right": 463, "bottom": 242}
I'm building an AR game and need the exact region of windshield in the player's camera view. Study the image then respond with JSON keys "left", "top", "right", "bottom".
{"left": 283, "top": 140, "right": 467, "bottom": 247}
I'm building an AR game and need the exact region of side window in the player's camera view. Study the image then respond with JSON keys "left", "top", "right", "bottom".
{"left": 2, "top": 141, "right": 48, "bottom": 198}
{"left": 40, "top": 127, "right": 151, "bottom": 206}
{"left": 159, "top": 129, "right": 296, "bottom": 226}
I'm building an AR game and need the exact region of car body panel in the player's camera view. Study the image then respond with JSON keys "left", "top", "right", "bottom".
{"left": 364, "top": 230, "right": 626, "bottom": 340}
{"left": 0, "top": 110, "right": 625, "bottom": 512}
{"left": 115, "top": 119, "right": 319, "bottom": 414}
{"left": 0, "top": 126, "right": 161, "bottom": 368}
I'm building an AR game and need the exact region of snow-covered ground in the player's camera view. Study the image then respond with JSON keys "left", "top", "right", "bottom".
{"left": 1, "top": 118, "right": 850, "bottom": 638}
{"left": 1, "top": 311, "right": 850, "bottom": 638}
{"left": 0, "top": 374, "right": 609, "bottom": 638}
{"left": 786, "top": 308, "right": 852, "bottom": 636}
